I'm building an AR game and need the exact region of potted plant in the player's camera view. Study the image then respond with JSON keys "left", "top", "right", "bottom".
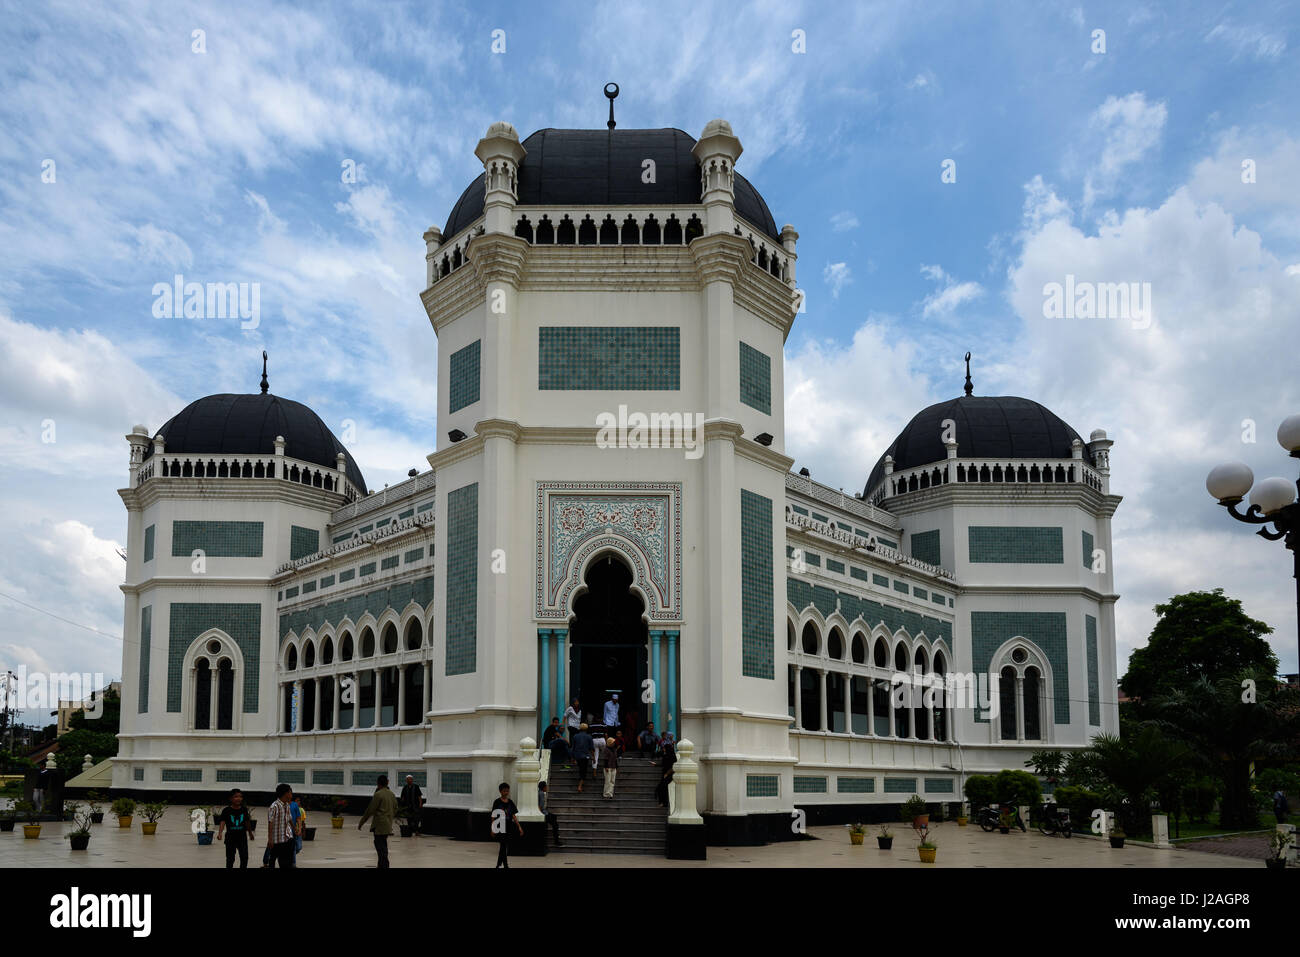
{"left": 956, "top": 806, "right": 968, "bottom": 827}
{"left": 0, "top": 802, "right": 15, "bottom": 832}
{"left": 16, "top": 800, "right": 40, "bottom": 839}
{"left": 65, "top": 803, "right": 93, "bottom": 850}
{"left": 139, "top": 801, "right": 166, "bottom": 835}
{"left": 901, "top": 794, "right": 928, "bottom": 830}
{"left": 86, "top": 791, "right": 105, "bottom": 824}
{"left": 191, "top": 806, "right": 217, "bottom": 845}
{"left": 1265, "top": 829, "right": 1293, "bottom": 870}
{"left": 330, "top": 796, "right": 347, "bottom": 829}
{"left": 111, "top": 796, "right": 136, "bottom": 828}
{"left": 848, "top": 822, "right": 866, "bottom": 846}
{"left": 1109, "top": 826, "right": 1126, "bottom": 849}
{"left": 876, "top": 824, "right": 894, "bottom": 850}
{"left": 916, "top": 823, "right": 937, "bottom": 863}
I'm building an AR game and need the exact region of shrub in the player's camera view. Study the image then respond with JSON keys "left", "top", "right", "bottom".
{"left": 964, "top": 774, "right": 997, "bottom": 807}
{"left": 1053, "top": 785, "right": 1103, "bottom": 831}
{"left": 111, "top": 797, "right": 136, "bottom": 817}
{"left": 900, "top": 795, "right": 927, "bottom": 820}
{"left": 994, "top": 769, "right": 1042, "bottom": 807}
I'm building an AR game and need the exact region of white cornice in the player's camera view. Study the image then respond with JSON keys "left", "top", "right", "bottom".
{"left": 882, "top": 484, "right": 1122, "bottom": 516}
{"left": 119, "top": 480, "right": 344, "bottom": 512}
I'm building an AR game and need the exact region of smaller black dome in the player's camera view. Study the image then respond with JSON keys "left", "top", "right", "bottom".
{"left": 865, "top": 395, "right": 1090, "bottom": 495}
{"left": 145, "top": 393, "right": 366, "bottom": 492}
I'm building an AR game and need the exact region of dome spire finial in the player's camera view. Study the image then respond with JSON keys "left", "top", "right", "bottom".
{"left": 963, "top": 351, "right": 973, "bottom": 397}
{"left": 260, "top": 350, "right": 269, "bottom": 394}
{"left": 604, "top": 82, "right": 619, "bottom": 130}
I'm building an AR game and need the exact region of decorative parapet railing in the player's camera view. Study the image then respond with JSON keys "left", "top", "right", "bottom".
{"left": 329, "top": 470, "right": 436, "bottom": 525}
{"left": 785, "top": 471, "right": 902, "bottom": 530}
{"left": 274, "top": 514, "right": 432, "bottom": 578}
{"left": 867, "top": 456, "right": 1105, "bottom": 506}
{"left": 426, "top": 208, "right": 792, "bottom": 286}
{"left": 134, "top": 451, "right": 361, "bottom": 503}
{"left": 784, "top": 507, "right": 956, "bottom": 583}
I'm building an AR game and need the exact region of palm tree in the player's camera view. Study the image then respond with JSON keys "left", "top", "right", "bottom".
{"left": 1071, "top": 725, "right": 1193, "bottom": 834}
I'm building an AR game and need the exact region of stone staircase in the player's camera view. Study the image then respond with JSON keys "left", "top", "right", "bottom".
{"left": 545, "top": 753, "right": 668, "bottom": 856}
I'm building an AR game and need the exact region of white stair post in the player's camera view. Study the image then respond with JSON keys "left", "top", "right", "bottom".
{"left": 667, "top": 739, "right": 703, "bottom": 824}
{"left": 515, "top": 737, "right": 542, "bottom": 822}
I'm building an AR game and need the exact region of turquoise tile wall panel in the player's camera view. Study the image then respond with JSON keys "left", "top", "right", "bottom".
{"left": 302, "top": 581, "right": 316, "bottom": 594}
{"left": 398, "top": 509, "right": 414, "bottom": 520}
{"left": 377, "top": 518, "right": 390, "bottom": 527}
{"left": 740, "top": 489, "right": 774, "bottom": 680}
{"left": 448, "top": 339, "right": 482, "bottom": 413}
{"left": 311, "top": 769, "right": 342, "bottom": 786}
{"left": 911, "top": 529, "right": 940, "bottom": 566}
{"left": 417, "top": 501, "right": 433, "bottom": 513}
{"left": 738, "top": 340, "right": 772, "bottom": 414}
{"left": 538, "top": 326, "right": 680, "bottom": 390}
{"left": 445, "top": 483, "right": 479, "bottom": 675}
{"left": 396, "top": 771, "right": 428, "bottom": 788}
{"left": 1086, "top": 614, "right": 1100, "bottom": 726}
{"left": 876, "top": 537, "right": 897, "bottom": 549}
{"left": 381, "top": 555, "right": 399, "bottom": 570}
{"left": 290, "top": 526, "right": 320, "bottom": 560}
{"left": 133, "top": 767, "right": 144, "bottom": 782}
{"left": 784, "top": 578, "right": 955, "bottom": 652}
{"left": 883, "top": 777, "right": 917, "bottom": 794}
{"left": 913, "top": 586, "right": 928, "bottom": 600}
{"left": 441, "top": 771, "right": 473, "bottom": 795}
{"left": 277, "top": 575, "right": 436, "bottom": 642}
{"left": 836, "top": 521, "right": 851, "bottom": 532}
{"left": 143, "top": 525, "right": 155, "bottom": 563}
{"left": 893, "top": 580, "right": 909, "bottom": 594}
{"left": 167, "top": 603, "right": 261, "bottom": 713}
{"left": 805, "top": 551, "right": 821, "bottom": 567}
{"left": 404, "top": 547, "right": 424, "bottom": 564}
{"left": 1082, "top": 530, "right": 1095, "bottom": 569}
{"left": 931, "top": 592, "right": 947, "bottom": 605}
{"left": 812, "top": 512, "right": 829, "bottom": 523}
{"left": 850, "top": 566, "right": 869, "bottom": 582}
{"left": 216, "top": 769, "right": 251, "bottom": 783}
{"left": 332, "top": 533, "right": 351, "bottom": 544}
{"left": 277, "top": 769, "right": 307, "bottom": 784}
{"left": 826, "top": 559, "right": 845, "bottom": 574}
{"left": 138, "top": 605, "right": 151, "bottom": 714}
{"left": 161, "top": 768, "right": 203, "bottom": 783}
{"left": 968, "top": 526, "right": 1064, "bottom": 564}
{"left": 793, "top": 776, "right": 827, "bottom": 793}
{"left": 351, "top": 769, "right": 387, "bottom": 787}
{"left": 791, "top": 505, "right": 809, "bottom": 516}
{"left": 359, "top": 562, "right": 376, "bottom": 577}
{"left": 320, "top": 575, "right": 335, "bottom": 589}
{"left": 359, "top": 524, "right": 373, "bottom": 534}
{"left": 924, "top": 778, "right": 954, "bottom": 794}
{"left": 339, "top": 569, "right": 356, "bottom": 583}
{"left": 746, "top": 775, "right": 779, "bottom": 798}
{"left": 971, "top": 611, "right": 1070, "bottom": 723}
{"left": 854, "top": 528, "right": 871, "bottom": 538}
{"left": 837, "top": 777, "right": 876, "bottom": 793}
{"left": 284, "top": 586, "right": 299, "bottom": 599}
{"left": 873, "top": 574, "right": 889, "bottom": 587}
{"left": 171, "top": 520, "right": 263, "bottom": 557}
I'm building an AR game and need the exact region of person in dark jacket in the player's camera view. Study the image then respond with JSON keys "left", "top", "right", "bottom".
{"left": 655, "top": 737, "right": 677, "bottom": 807}
{"left": 491, "top": 782, "right": 524, "bottom": 868}
{"left": 399, "top": 775, "right": 424, "bottom": 834}
{"left": 571, "top": 723, "right": 594, "bottom": 792}
{"left": 537, "top": 781, "right": 563, "bottom": 845}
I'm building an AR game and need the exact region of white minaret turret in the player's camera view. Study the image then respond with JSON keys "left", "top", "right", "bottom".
{"left": 126, "top": 425, "right": 150, "bottom": 484}
{"left": 691, "top": 118, "right": 742, "bottom": 235}
{"left": 423, "top": 226, "right": 443, "bottom": 287}
{"left": 474, "top": 121, "right": 526, "bottom": 234}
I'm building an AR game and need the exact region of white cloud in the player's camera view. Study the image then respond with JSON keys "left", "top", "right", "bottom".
{"left": 919, "top": 264, "right": 984, "bottom": 318}
{"left": 823, "top": 262, "right": 853, "bottom": 298}
{"left": 1206, "top": 22, "right": 1287, "bottom": 60}
{"left": 1081, "top": 93, "right": 1167, "bottom": 208}
{"left": 830, "top": 211, "right": 860, "bottom": 232}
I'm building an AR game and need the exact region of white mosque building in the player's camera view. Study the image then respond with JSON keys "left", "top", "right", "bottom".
{"left": 113, "top": 106, "right": 1121, "bottom": 853}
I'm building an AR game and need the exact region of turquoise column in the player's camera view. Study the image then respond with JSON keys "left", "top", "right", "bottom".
{"left": 539, "top": 628, "right": 551, "bottom": 739}
{"left": 556, "top": 628, "right": 568, "bottom": 720}
{"left": 649, "top": 630, "right": 663, "bottom": 731}
{"left": 666, "top": 630, "right": 679, "bottom": 738}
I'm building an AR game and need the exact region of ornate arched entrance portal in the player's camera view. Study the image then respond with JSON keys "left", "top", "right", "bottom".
{"left": 569, "top": 553, "right": 648, "bottom": 732}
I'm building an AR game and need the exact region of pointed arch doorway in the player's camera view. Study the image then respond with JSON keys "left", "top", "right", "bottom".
{"left": 569, "top": 552, "right": 648, "bottom": 732}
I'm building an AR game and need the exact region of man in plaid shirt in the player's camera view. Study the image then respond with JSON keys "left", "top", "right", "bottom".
{"left": 266, "top": 783, "right": 297, "bottom": 868}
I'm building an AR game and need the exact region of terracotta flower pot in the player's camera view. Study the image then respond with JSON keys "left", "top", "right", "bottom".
{"left": 849, "top": 831, "right": 864, "bottom": 845}
{"left": 913, "top": 814, "right": 929, "bottom": 829}
{"left": 23, "top": 824, "right": 42, "bottom": 839}
{"left": 141, "top": 822, "right": 158, "bottom": 835}
{"left": 118, "top": 815, "right": 133, "bottom": 828}
{"left": 918, "top": 846, "right": 937, "bottom": 863}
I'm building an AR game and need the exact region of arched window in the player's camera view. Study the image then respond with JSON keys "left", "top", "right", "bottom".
{"left": 800, "top": 666, "right": 821, "bottom": 731}
{"left": 322, "top": 636, "right": 334, "bottom": 665}
{"left": 216, "top": 659, "right": 234, "bottom": 730}
{"left": 319, "top": 676, "right": 334, "bottom": 731}
{"left": 827, "top": 628, "right": 844, "bottom": 660}
{"left": 194, "top": 658, "right": 211, "bottom": 730}
{"left": 403, "top": 664, "right": 425, "bottom": 725}
{"left": 381, "top": 623, "right": 398, "bottom": 655}
{"left": 787, "top": 619, "right": 796, "bottom": 651}
{"left": 995, "top": 642, "right": 1051, "bottom": 743}
{"left": 801, "top": 622, "right": 819, "bottom": 655}
{"left": 303, "top": 640, "right": 315, "bottom": 668}
{"left": 1023, "top": 666, "right": 1042, "bottom": 740}
{"left": 894, "top": 643, "right": 910, "bottom": 737}
{"left": 933, "top": 652, "right": 948, "bottom": 741}
{"left": 360, "top": 627, "right": 375, "bottom": 658}
{"left": 851, "top": 633, "right": 866, "bottom": 664}
{"left": 1000, "top": 666, "right": 1019, "bottom": 740}
{"left": 341, "top": 631, "right": 354, "bottom": 661}
{"left": 286, "top": 645, "right": 297, "bottom": 671}
{"left": 913, "top": 647, "right": 929, "bottom": 740}
{"left": 405, "top": 618, "right": 423, "bottom": 651}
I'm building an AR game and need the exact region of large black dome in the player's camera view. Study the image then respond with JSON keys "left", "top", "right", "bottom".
{"left": 145, "top": 393, "right": 367, "bottom": 492}
{"left": 865, "top": 396, "right": 1090, "bottom": 495}
{"left": 443, "top": 128, "right": 780, "bottom": 241}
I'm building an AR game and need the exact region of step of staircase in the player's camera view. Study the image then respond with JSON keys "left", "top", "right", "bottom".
{"left": 543, "top": 761, "right": 668, "bottom": 856}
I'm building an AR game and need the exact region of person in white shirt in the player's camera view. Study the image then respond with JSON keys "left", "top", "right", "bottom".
{"left": 564, "top": 698, "right": 582, "bottom": 742}
{"left": 602, "top": 693, "right": 620, "bottom": 729}
{"left": 591, "top": 731, "right": 606, "bottom": 772}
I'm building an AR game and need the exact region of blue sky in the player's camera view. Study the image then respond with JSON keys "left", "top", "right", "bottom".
{"left": 1, "top": 0, "right": 1298, "bottom": 719}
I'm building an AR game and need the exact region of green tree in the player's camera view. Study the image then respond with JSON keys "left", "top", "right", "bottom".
{"left": 1070, "top": 725, "right": 1193, "bottom": 835}
{"left": 1121, "top": 589, "right": 1278, "bottom": 703}
{"left": 56, "top": 728, "right": 118, "bottom": 767}
{"left": 1152, "top": 669, "right": 1300, "bottom": 828}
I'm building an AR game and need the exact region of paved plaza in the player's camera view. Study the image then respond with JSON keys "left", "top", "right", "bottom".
{"left": 0, "top": 805, "right": 1261, "bottom": 868}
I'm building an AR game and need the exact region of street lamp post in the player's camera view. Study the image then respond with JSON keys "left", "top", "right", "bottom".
{"left": 1206, "top": 413, "right": 1300, "bottom": 675}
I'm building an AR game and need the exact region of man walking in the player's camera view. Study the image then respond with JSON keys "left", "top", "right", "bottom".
{"left": 602, "top": 736, "right": 619, "bottom": 800}
{"left": 491, "top": 782, "right": 524, "bottom": 868}
{"left": 399, "top": 774, "right": 424, "bottom": 834}
{"left": 537, "top": 780, "right": 563, "bottom": 846}
{"left": 266, "top": 784, "right": 296, "bottom": 868}
{"left": 602, "top": 693, "right": 620, "bottom": 730}
{"left": 216, "top": 788, "right": 251, "bottom": 868}
{"left": 571, "top": 722, "right": 594, "bottom": 793}
{"left": 358, "top": 774, "right": 399, "bottom": 868}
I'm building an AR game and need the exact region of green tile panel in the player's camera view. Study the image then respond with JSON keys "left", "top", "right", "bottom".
{"left": 278, "top": 575, "right": 436, "bottom": 643}
{"left": 1082, "top": 530, "right": 1095, "bottom": 569}
{"left": 339, "top": 569, "right": 356, "bottom": 583}
{"left": 171, "top": 520, "right": 263, "bottom": 557}
{"left": 396, "top": 771, "right": 428, "bottom": 788}
{"left": 143, "top": 524, "right": 155, "bottom": 563}
{"left": 138, "top": 605, "right": 152, "bottom": 714}
{"left": 913, "top": 586, "right": 928, "bottom": 600}
{"left": 290, "top": 525, "right": 320, "bottom": 561}
{"left": 849, "top": 566, "right": 869, "bottom": 582}
{"left": 359, "top": 562, "right": 377, "bottom": 577}
{"left": 441, "top": 771, "right": 473, "bottom": 795}
{"left": 883, "top": 777, "right": 917, "bottom": 794}
{"left": 876, "top": 537, "right": 897, "bottom": 549}
{"left": 161, "top": 768, "right": 202, "bottom": 783}
{"left": 381, "top": 555, "right": 399, "bottom": 570}
{"left": 911, "top": 529, "right": 940, "bottom": 566}
{"left": 873, "top": 573, "right": 889, "bottom": 587}
{"left": 971, "top": 610, "right": 1070, "bottom": 723}
{"left": 448, "top": 339, "right": 482, "bottom": 413}
{"left": 1086, "top": 614, "right": 1100, "bottom": 726}
{"left": 826, "top": 559, "right": 845, "bottom": 574}
{"left": 539, "top": 326, "right": 680, "bottom": 390}
{"left": 740, "top": 489, "right": 774, "bottom": 680}
{"left": 216, "top": 769, "right": 251, "bottom": 783}
{"left": 738, "top": 340, "right": 772, "bottom": 414}
{"left": 746, "top": 775, "right": 779, "bottom": 798}
{"left": 837, "top": 777, "right": 875, "bottom": 793}
{"left": 133, "top": 767, "right": 144, "bottom": 782}
{"left": 351, "top": 769, "right": 387, "bottom": 787}
{"left": 445, "top": 483, "right": 479, "bottom": 675}
{"left": 167, "top": 603, "right": 261, "bottom": 713}
{"left": 404, "top": 547, "right": 425, "bottom": 564}
{"left": 968, "top": 526, "right": 1064, "bottom": 564}
{"left": 785, "top": 578, "right": 954, "bottom": 650}
{"left": 311, "top": 769, "right": 343, "bottom": 786}
{"left": 924, "top": 778, "right": 954, "bottom": 794}
{"left": 893, "top": 580, "right": 909, "bottom": 594}
{"left": 793, "top": 776, "right": 828, "bottom": 793}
